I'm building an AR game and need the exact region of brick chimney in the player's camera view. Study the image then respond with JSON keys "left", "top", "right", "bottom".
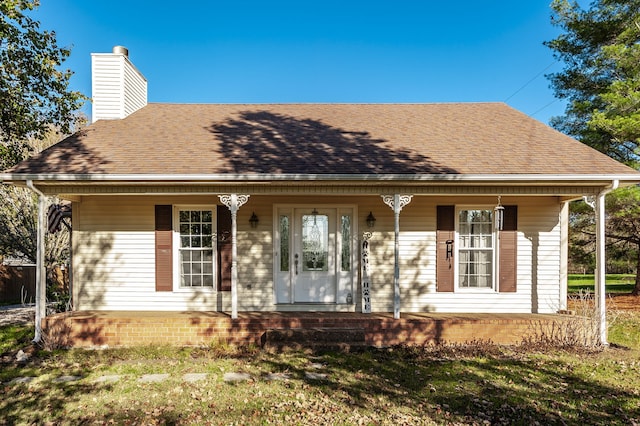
{"left": 91, "top": 46, "right": 147, "bottom": 123}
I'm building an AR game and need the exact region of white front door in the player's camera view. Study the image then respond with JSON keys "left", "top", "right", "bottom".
{"left": 293, "top": 208, "right": 336, "bottom": 303}
{"left": 274, "top": 206, "right": 355, "bottom": 305}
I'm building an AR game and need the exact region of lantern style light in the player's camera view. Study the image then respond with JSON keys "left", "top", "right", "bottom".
{"left": 249, "top": 212, "right": 259, "bottom": 228}
{"left": 366, "top": 211, "right": 376, "bottom": 228}
{"left": 494, "top": 197, "right": 504, "bottom": 231}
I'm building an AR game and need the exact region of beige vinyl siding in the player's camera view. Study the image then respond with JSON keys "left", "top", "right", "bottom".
{"left": 72, "top": 194, "right": 563, "bottom": 314}
{"left": 74, "top": 196, "right": 229, "bottom": 311}
{"left": 236, "top": 196, "right": 274, "bottom": 310}
{"left": 388, "top": 197, "right": 562, "bottom": 314}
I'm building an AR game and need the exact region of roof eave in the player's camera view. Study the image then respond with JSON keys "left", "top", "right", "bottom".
{"left": 2, "top": 173, "right": 639, "bottom": 186}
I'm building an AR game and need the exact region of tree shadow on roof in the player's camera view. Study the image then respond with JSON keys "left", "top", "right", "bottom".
{"left": 210, "top": 111, "right": 458, "bottom": 175}
{"left": 5, "top": 128, "right": 110, "bottom": 174}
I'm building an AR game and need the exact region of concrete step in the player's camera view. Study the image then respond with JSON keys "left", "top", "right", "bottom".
{"left": 261, "top": 327, "right": 367, "bottom": 352}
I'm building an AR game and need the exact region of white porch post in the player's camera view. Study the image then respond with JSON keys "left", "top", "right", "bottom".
{"left": 381, "top": 194, "right": 413, "bottom": 319}
{"left": 587, "top": 180, "right": 618, "bottom": 346}
{"left": 219, "top": 194, "right": 250, "bottom": 320}
{"left": 27, "top": 181, "right": 47, "bottom": 343}
{"left": 595, "top": 192, "right": 608, "bottom": 345}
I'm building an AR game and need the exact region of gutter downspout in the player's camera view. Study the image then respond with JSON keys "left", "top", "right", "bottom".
{"left": 26, "top": 180, "right": 47, "bottom": 343}
{"left": 595, "top": 179, "right": 619, "bottom": 346}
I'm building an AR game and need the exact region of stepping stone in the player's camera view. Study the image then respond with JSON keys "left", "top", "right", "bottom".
{"left": 309, "top": 363, "right": 325, "bottom": 369}
{"left": 223, "top": 372, "right": 251, "bottom": 382}
{"left": 53, "top": 375, "right": 82, "bottom": 383}
{"left": 15, "top": 350, "right": 29, "bottom": 362}
{"left": 139, "top": 374, "right": 170, "bottom": 383}
{"left": 183, "top": 373, "right": 208, "bottom": 383}
{"left": 264, "top": 372, "right": 291, "bottom": 381}
{"left": 9, "top": 376, "right": 35, "bottom": 384}
{"left": 95, "top": 375, "right": 121, "bottom": 383}
{"left": 305, "top": 372, "right": 328, "bottom": 380}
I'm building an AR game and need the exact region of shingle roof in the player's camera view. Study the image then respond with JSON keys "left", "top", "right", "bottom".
{"left": 5, "top": 102, "right": 638, "bottom": 177}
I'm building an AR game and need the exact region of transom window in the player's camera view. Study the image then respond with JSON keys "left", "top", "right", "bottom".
{"left": 178, "top": 208, "right": 214, "bottom": 287}
{"left": 458, "top": 209, "right": 494, "bottom": 289}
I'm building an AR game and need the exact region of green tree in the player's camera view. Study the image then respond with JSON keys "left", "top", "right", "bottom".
{"left": 1, "top": 0, "right": 85, "bottom": 170}
{"left": 546, "top": 0, "right": 640, "bottom": 295}
{"left": 0, "top": 125, "right": 74, "bottom": 265}
{"left": 545, "top": 0, "right": 639, "bottom": 164}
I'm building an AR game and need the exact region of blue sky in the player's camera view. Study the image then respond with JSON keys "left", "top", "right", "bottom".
{"left": 34, "top": 1, "right": 568, "bottom": 125}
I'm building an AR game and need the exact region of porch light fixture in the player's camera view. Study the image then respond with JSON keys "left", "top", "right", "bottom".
{"left": 249, "top": 212, "right": 259, "bottom": 228}
{"left": 494, "top": 196, "right": 504, "bottom": 231}
{"left": 366, "top": 211, "right": 376, "bottom": 228}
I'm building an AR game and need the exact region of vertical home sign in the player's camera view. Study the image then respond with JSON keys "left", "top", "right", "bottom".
{"left": 361, "top": 234, "right": 372, "bottom": 313}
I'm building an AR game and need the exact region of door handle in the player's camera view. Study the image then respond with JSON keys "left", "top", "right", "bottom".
{"left": 294, "top": 254, "right": 299, "bottom": 275}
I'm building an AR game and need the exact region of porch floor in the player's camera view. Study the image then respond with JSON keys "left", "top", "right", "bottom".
{"left": 43, "top": 311, "right": 570, "bottom": 348}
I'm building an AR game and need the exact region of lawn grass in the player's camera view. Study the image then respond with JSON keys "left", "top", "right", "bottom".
{"left": 0, "top": 324, "right": 33, "bottom": 355}
{"left": 1, "top": 316, "right": 639, "bottom": 425}
{"left": 568, "top": 273, "right": 635, "bottom": 294}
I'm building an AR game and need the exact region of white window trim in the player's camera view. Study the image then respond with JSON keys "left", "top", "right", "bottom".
{"left": 454, "top": 205, "right": 498, "bottom": 292}
{"left": 172, "top": 204, "right": 218, "bottom": 293}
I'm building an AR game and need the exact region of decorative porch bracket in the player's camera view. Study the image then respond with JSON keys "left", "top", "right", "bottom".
{"left": 381, "top": 194, "right": 413, "bottom": 319}
{"left": 218, "top": 194, "right": 250, "bottom": 320}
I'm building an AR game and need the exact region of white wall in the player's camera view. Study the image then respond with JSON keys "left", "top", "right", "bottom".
{"left": 91, "top": 49, "right": 147, "bottom": 123}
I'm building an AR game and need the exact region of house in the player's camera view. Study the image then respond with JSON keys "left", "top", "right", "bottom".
{"left": 2, "top": 47, "right": 639, "bottom": 346}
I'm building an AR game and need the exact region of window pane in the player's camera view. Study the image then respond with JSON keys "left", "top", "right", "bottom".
{"left": 181, "top": 275, "right": 191, "bottom": 287}
{"left": 191, "top": 211, "right": 201, "bottom": 222}
{"left": 180, "top": 211, "right": 189, "bottom": 222}
{"left": 191, "top": 224, "right": 201, "bottom": 235}
{"left": 202, "top": 210, "right": 212, "bottom": 222}
{"left": 341, "top": 215, "right": 351, "bottom": 271}
{"left": 280, "top": 215, "right": 289, "bottom": 272}
{"left": 302, "top": 214, "right": 328, "bottom": 271}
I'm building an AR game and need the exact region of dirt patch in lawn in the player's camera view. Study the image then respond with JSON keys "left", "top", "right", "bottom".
{"left": 568, "top": 293, "right": 639, "bottom": 312}
{"left": 608, "top": 293, "right": 640, "bottom": 311}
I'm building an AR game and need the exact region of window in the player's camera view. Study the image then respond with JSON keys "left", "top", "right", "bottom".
{"left": 279, "top": 215, "right": 289, "bottom": 272}
{"left": 301, "top": 213, "right": 329, "bottom": 271}
{"left": 340, "top": 215, "right": 351, "bottom": 272}
{"left": 457, "top": 208, "right": 494, "bottom": 289}
{"left": 177, "top": 207, "right": 214, "bottom": 288}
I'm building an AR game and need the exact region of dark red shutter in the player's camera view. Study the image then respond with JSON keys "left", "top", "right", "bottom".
{"left": 155, "top": 205, "right": 173, "bottom": 292}
{"left": 498, "top": 206, "right": 518, "bottom": 293}
{"left": 436, "top": 206, "right": 455, "bottom": 292}
{"left": 217, "top": 206, "right": 232, "bottom": 291}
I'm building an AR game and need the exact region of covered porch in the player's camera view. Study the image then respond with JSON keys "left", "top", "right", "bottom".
{"left": 42, "top": 311, "right": 573, "bottom": 349}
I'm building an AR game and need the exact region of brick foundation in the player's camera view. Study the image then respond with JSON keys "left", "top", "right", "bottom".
{"left": 42, "top": 311, "right": 572, "bottom": 348}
